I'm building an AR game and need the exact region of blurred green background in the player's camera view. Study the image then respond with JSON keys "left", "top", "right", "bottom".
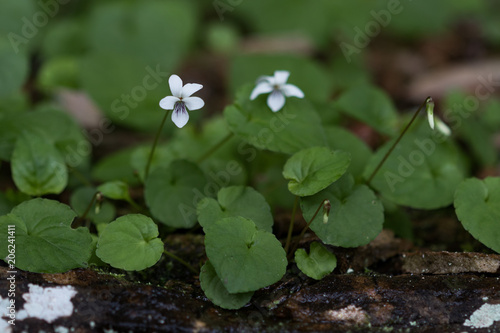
{"left": 0, "top": 0, "right": 498, "bottom": 132}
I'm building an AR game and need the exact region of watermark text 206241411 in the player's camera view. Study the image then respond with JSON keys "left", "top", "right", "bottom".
{"left": 6, "top": 225, "right": 17, "bottom": 326}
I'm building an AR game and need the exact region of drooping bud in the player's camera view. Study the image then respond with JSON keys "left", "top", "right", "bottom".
{"left": 426, "top": 97, "right": 435, "bottom": 130}
{"left": 323, "top": 199, "right": 331, "bottom": 224}
{"left": 435, "top": 117, "right": 451, "bottom": 136}
{"left": 95, "top": 192, "right": 102, "bottom": 215}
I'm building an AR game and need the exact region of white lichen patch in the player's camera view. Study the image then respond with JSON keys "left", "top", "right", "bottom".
{"left": 0, "top": 296, "right": 13, "bottom": 333}
{"left": 464, "top": 303, "right": 500, "bottom": 328}
{"left": 17, "top": 284, "right": 77, "bottom": 323}
{"left": 324, "top": 305, "right": 370, "bottom": 324}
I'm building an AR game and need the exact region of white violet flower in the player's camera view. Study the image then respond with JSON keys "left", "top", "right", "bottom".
{"left": 250, "top": 70, "right": 304, "bottom": 112}
{"left": 159, "top": 74, "right": 204, "bottom": 128}
{"left": 426, "top": 97, "right": 451, "bottom": 136}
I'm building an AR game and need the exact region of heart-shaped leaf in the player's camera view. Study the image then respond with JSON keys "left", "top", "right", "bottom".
{"left": 11, "top": 131, "right": 68, "bottom": 196}
{"left": 295, "top": 242, "right": 337, "bottom": 280}
{"left": 363, "top": 119, "right": 467, "bottom": 209}
{"left": 144, "top": 160, "right": 208, "bottom": 228}
{"left": 96, "top": 214, "right": 164, "bottom": 271}
{"left": 204, "top": 216, "right": 287, "bottom": 293}
{"left": 301, "top": 174, "right": 384, "bottom": 247}
{"left": 283, "top": 147, "right": 351, "bottom": 196}
{"left": 335, "top": 85, "right": 398, "bottom": 136}
{"left": 454, "top": 177, "right": 500, "bottom": 254}
{"left": 197, "top": 186, "right": 273, "bottom": 232}
{"left": 199, "top": 261, "right": 254, "bottom": 310}
{"left": 0, "top": 198, "right": 92, "bottom": 273}
{"left": 224, "top": 85, "right": 327, "bottom": 155}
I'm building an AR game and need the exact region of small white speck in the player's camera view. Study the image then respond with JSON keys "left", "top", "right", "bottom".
{"left": 346, "top": 268, "right": 354, "bottom": 274}
{"left": 54, "top": 327, "right": 69, "bottom": 333}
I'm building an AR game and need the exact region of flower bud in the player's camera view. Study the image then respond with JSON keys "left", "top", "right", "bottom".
{"left": 323, "top": 199, "right": 331, "bottom": 224}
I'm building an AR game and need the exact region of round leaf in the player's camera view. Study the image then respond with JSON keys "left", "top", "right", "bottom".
{"left": 295, "top": 242, "right": 337, "bottom": 280}
{"left": 145, "top": 160, "right": 208, "bottom": 228}
{"left": 283, "top": 147, "right": 351, "bottom": 196}
{"left": 96, "top": 214, "right": 164, "bottom": 271}
{"left": 224, "top": 85, "right": 327, "bottom": 155}
{"left": 204, "top": 217, "right": 287, "bottom": 293}
{"left": 0, "top": 198, "right": 92, "bottom": 273}
{"left": 454, "top": 177, "right": 500, "bottom": 254}
{"left": 301, "top": 174, "right": 384, "bottom": 247}
{"left": 363, "top": 119, "right": 467, "bottom": 209}
{"left": 11, "top": 131, "right": 68, "bottom": 196}
{"left": 197, "top": 186, "right": 273, "bottom": 232}
{"left": 200, "top": 261, "right": 254, "bottom": 310}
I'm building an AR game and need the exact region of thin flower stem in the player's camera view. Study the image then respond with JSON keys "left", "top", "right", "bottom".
{"left": 163, "top": 249, "right": 198, "bottom": 275}
{"left": 284, "top": 196, "right": 300, "bottom": 254}
{"left": 196, "top": 132, "right": 234, "bottom": 164}
{"left": 288, "top": 199, "right": 327, "bottom": 260}
{"left": 145, "top": 110, "right": 171, "bottom": 180}
{"left": 73, "top": 191, "right": 99, "bottom": 227}
{"left": 366, "top": 97, "right": 430, "bottom": 185}
{"left": 68, "top": 166, "right": 93, "bottom": 187}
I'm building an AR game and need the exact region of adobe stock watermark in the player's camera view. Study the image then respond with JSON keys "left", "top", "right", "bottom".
{"left": 213, "top": 0, "right": 243, "bottom": 21}
{"left": 8, "top": 0, "right": 70, "bottom": 54}
{"left": 339, "top": 0, "right": 412, "bottom": 63}
{"left": 62, "top": 64, "right": 169, "bottom": 169}
{"left": 178, "top": 106, "right": 298, "bottom": 224}
{"left": 384, "top": 73, "right": 500, "bottom": 191}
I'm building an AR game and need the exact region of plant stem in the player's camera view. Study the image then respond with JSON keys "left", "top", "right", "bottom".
{"left": 288, "top": 199, "right": 327, "bottom": 259}
{"left": 73, "top": 191, "right": 98, "bottom": 227}
{"left": 163, "top": 249, "right": 198, "bottom": 275}
{"left": 68, "top": 166, "right": 92, "bottom": 187}
{"left": 366, "top": 97, "right": 430, "bottom": 185}
{"left": 196, "top": 132, "right": 234, "bottom": 164}
{"left": 145, "top": 110, "right": 171, "bottom": 180}
{"left": 284, "top": 196, "right": 299, "bottom": 254}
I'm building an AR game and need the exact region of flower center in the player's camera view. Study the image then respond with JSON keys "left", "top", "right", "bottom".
{"left": 174, "top": 101, "right": 187, "bottom": 114}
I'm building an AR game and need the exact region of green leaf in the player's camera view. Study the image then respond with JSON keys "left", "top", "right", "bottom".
{"left": 0, "top": 198, "right": 93, "bottom": 273}
{"left": 0, "top": 40, "right": 29, "bottom": 98}
{"left": 335, "top": 85, "right": 398, "bottom": 136}
{"left": 301, "top": 174, "right": 384, "bottom": 247}
{"left": 197, "top": 186, "right": 273, "bottom": 232}
{"left": 200, "top": 261, "right": 254, "bottom": 310}
{"left": 224, "top": 85, "right": 327, "bottom": 155}
{"left": 97, "top": 181, "right": 131, "bottom": 202}
{"left": 0, "top": 106, "right": 88, "bottom": 163}
{"left": 144, "top": 160, "right": 208, "bottom": 228}
{"left": 130, "top": 145, "right": 178, "bottom": 182}
{"left": 363, "top": 119, "right": 467, "bottom": 209}
{"left": 96, "top": 214, "right": 164, "bottom": 271}
{"left": 283, "top": 147, "right": 351, "bottom": 196}
{"left": 91, "top": 147, "right": 140, "bottom": 186}
{"left": 204, "top": 217, "right": 287, "bottom": 293}
{"left": 295, "top": 242, "right": 337, "bottom": 280}
{"left": 324, "top": 126, "right": 372, "bottom": 179}
{"left": 70, "top": 187, "right": 116, "bottom": 225}
{"left": 454, "top": 177, "right": 500, "bottom": 254}
{"left": 11, "top": 131, "right": 68, "bottom": 196}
